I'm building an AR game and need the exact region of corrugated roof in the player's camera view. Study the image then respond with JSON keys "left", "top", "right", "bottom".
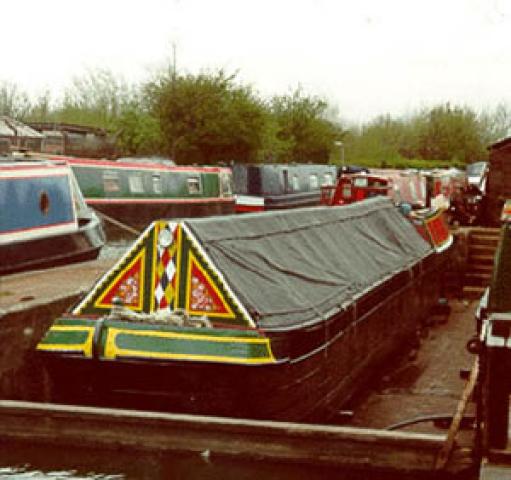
{"left": 0, "top": 116, "right": 44, "bottom": 138}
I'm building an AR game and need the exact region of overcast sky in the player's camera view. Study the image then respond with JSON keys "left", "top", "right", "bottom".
{"left": 2, "top": 0, "right": 511, "bottom": 123}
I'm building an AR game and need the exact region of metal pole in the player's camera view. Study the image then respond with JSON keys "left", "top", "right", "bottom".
{"left": 334, "top": 141, "right": 344, "bottom": 171}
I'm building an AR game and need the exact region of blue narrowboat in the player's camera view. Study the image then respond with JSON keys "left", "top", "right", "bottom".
{"left": 0, "top": 158, "right": 105, "bottom": 275}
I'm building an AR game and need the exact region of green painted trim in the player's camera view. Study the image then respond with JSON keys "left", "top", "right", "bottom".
{"left": 42, "top": 329, "right": 90, "bottom": 345}
{"left": 103, "top": 327, "right": 275, "bottom": 364}
{"left": 53, "top": 317, "right": 97, "bottom": 326}
{"left": 38, "top": 316, "right": 274, "bottom": 364}
{"left": 36, "top": 324, "right": 95, "bottom": 357}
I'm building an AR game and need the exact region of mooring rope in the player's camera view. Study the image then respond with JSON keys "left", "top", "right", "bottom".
{"left": 93, "top": 209, "right": 141, "bottom": 237}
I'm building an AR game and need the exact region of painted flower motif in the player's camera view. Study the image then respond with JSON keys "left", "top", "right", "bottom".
{"left": 117, "top": 274, "right": 139, "bottom": 305}
{"left": 190, "top": 275, "right": 217, "bottom": 311}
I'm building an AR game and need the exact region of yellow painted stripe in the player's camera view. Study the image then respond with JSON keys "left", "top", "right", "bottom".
{"left": 36, "top": 325, "right": 95, "bottom": 357}
{"left": 174, "top": 225, "right": 182, "bottom": 310}
{"left": 106, "top": 349, "right": 275, "bottom": 364}
{"left": 151, "top": 221, "right": 160, "bottom": 312}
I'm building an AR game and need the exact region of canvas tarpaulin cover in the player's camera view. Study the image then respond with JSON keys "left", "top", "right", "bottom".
{"left": 185, "top": 197, "right": 432, "bottom": 330}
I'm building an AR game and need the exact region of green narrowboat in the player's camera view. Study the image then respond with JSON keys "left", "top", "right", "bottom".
{"left": 52, "top": 156, "right": 235, "bottom": 237}
{"left": 37, "top": 197, "right": 451, "bottom": 421}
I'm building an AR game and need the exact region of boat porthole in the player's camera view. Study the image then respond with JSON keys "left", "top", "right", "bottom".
{"left": 39, "top": 191, "right": 50, "bottom": 215}
{"left": 158, "top": 227, "right": 173, "bottom": 248}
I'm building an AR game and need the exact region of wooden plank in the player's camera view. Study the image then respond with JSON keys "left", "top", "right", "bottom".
{"left": 435, "top": 358, "right": 479, "bottom": 470}
{"left": 0, "top": 400, "right": 447, "bottom": 475}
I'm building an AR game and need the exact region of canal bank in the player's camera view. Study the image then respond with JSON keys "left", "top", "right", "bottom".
{"left": 0, "top": 258, "right": 116, "bottom": 401}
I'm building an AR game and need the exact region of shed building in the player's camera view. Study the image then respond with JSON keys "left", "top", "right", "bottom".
{"left": 486, "top": 137, "right": 511, "bottom": 225}
{"left": 0, "top": 116, "right": 43, "bottom": 153}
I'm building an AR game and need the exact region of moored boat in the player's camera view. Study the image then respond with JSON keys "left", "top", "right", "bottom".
{"left": 233, "top": 163, "right": 337, "bottom": 212}
{"left": 50, "top": 156, "right": 235, "bottom": 237}
{"left": 37, "top": 197, "right": 451, "bottom": 421}
{"left": 0, "top": 158, "right": 105, "bottom": 275}
{"left": 370, "top": 169, "right": 428, "bottom": 208}
{"left": 322, "top": 167, "right": 469, "bottom": 217}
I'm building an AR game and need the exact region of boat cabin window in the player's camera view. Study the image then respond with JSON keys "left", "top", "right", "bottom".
{"left": 420, "top": 179, "right": 426, "bottom": 200}
{"left": 309, "top": 174, "right": 318, "bottom": 190}
{"left": 409, "top": 180, "right": 418, "bottom": 202}
{"left": 353, "top": 177, "right": 368, "bottom": 188}
{"left": 292, "top": 175, "right": 300, "bottom": 191}
{"left": 103, "top": 171, "right": 120, "bottom": 192}
{"left": 187, "top": 177, "right": 202, "bottom": 194}
{"left": 152, "top": 174, "right": 162, "bottom": 194}
{"left": 70, "top": 172, "right": 89, "bottom": 216}
{"left": 219, "top": 172, "right": 232, "bottom": 197}
{"left": 323, "top": 173, "right": 334, "bottom": 186}
{"left": 129, "top": 175, "right": 144, "bottom": 194}
{"left": 367, "top": 178, "right": 387, "bottom": 188}
{"left": 283, "top": 170, "right": 289, "bottom": 193}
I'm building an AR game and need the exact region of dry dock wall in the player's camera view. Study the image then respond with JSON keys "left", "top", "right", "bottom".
{"left": 0, "top": 400, "right": 455, "bottom": 478}
{"left": 0, "top": 292, "right": 83, "bottom": 401}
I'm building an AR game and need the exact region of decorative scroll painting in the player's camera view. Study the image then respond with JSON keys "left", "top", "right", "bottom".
{"left": 186, "top": 250, "right": 234, "bottom": 318}
{"left": 95, "top": 249, "right": 145, "bottom": 311}
{"left": 73, "top": 223, "right": 156, "bottom": 315}
{"left": 73, "top": 220, "right": 253, "bottom": 326}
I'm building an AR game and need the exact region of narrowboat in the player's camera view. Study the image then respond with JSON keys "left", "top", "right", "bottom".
{"left": 320, "top": 172, "right": 392, "bottom": 206}
{"left": 233, "top": 163, "right": 337, "bottom": 212}
{"left": 0, "top": 158, "right": 105, "bottom": 275}
{"left": 320, "top": 170, "right": 425, "bottom": 210}
{"left": 323, "top": 167, "right": 467, "bottom": 212}
{"left": 423, "top": 168, "right": 467, "bottom": 209}
{"left": 370, "top": 169, "right": 428, "bottom": 208}
{"left": 50, "top": 156, "right": 235, "bottom": 237}
{"left": 37, "top": 197, "right": 451, "bottom": 422}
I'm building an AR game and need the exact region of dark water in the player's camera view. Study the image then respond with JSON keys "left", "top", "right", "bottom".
{"left": 0, "top": 441, "right": 429, "bottom": 480}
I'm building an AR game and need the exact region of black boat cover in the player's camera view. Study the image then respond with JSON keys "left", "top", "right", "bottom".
{"left": 186, "top": 197, "right": 431, "bottom": 329}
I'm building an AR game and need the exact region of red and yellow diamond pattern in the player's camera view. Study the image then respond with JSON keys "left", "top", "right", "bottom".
{"left": 154, "top": 222, "right": 179, "bottom": 310}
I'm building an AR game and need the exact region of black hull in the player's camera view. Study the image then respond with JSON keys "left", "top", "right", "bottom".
{"left": 43, "top": 250, "right": 446, "bottom": 422}
{"left": 0, "top": 218, "right": 105, "bottom": 276}
{"left": 90, "top": 200, "right": 235, "bottom": 238}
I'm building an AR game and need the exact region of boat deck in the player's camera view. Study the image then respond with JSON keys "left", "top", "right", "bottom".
{"left": 0, "top": 257, "right": 115, "bottom": 312}
{"left": 350, "top": 299, "right": 476, "bottom": 434}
